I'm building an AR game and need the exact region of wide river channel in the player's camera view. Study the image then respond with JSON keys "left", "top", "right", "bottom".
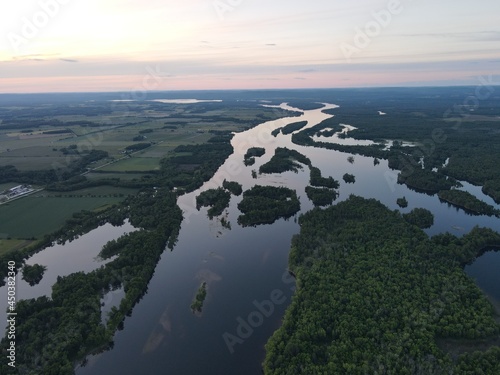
{"left": 2, "top": 102, "right": 499, "bottom": 374}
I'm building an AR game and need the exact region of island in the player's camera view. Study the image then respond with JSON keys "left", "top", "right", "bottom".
{"left": 438, "top": 189, "right": 499, "bottom": 217}
{"left": 22, "top": 263, "right": 47, "bottom": 286}
{"left": 343, "top": 173, "right": 356, "bottom": 184}
{"left": 397, "top": 196, "right": 408, "bottom": 208}
{"left": 244, "top": 147, "right": 266, "bottom": 166}
{"left": 259, "top": 148, "right": 311, "bottom": 174}
{"left": 196, "top": 188, "right": 232, "bottom": 218}
{"left": 237, "top": 185, "right": 300, "bottom": 227}
{"left": 190, "top": 282, "right": 207, "bottom": 314}
{"left": 305, "top": 186, "right": 338, "bottom": 207}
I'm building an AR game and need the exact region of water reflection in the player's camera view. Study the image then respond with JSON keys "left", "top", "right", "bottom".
{"left": 0, "top": 221, "right": 135, "bottom": 331}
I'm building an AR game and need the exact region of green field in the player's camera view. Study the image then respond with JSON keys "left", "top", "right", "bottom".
{"left": 0, "top": 239, "right": 33, "bottom": 257}
{"left": 99, "top": 156, "right": 161, "bottom": 172}
{"left": 85, "top": 172, "right": 148, "bottom": 181}
{"left": 0, "top": 186, "right": 137, "bottom": 240}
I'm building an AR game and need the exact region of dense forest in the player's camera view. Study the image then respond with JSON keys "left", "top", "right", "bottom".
{"left": 264, "top": 196, "right": 500, "bottom": 374}
{"left": 402, "top": 208, "right": 435, "bottom": 229}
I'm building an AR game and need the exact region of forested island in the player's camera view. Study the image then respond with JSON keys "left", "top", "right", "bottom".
{"left": 222, "top": 180, "right": 243, "bottom": 196}
{"left": 280, "top": 121, "right": 308, "bottom": 135}
{"left": 190, "top": 282, "right": 207, "bottom": 314}
{"left": 438, "top": 190, "right": 499, "bottom": 217}
{"left": 196, "top": 188, "right": 231, "bottom": 218}
{"left": 397, "top": 196, "right": 408, "bottom": 208}
{"left": 21, "top": 263, "right": 47, "bottom": 286}
{"left": 264, "top": 196, "right": 500, "bottom": 374}
{"left": 309, "top": 166, "right": 339, "bottom": 189}
{"left": 237, "top": 185, "right": 300, "bottom": 227}
{"left": 305, "top": 186, "right": 338, "bottom": 206}
{"left": 244, "top": 147, "right": 266, "bottom": 166}
{"left": 259, "top": 147, "right": 311, "bottom": 174}
{"left": 343, "top": 173, "right": 356, "bottom": 184}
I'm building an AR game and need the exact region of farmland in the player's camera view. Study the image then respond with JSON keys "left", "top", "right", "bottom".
{"left": 0, "top": 98, "right": 295, "bottom": 252}
{"left": 0, "top": 186, "right": 137, "bottom": 239}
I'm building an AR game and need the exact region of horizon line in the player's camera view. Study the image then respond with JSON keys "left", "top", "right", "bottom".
{"left": 1, "top": 83, "right": 498, "bottom": 96}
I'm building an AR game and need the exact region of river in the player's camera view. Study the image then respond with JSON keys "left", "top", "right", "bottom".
{"left": 3, "top": 102, "right": 498, "bottom": 374}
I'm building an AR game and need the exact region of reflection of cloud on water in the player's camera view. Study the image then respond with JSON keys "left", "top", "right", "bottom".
{"left": 196, "top": 269, "right": 222, "bottom": 284}
{"left": 209, "top": 251, "right": 225, "bottom": 262}
{"left": 202, "top": 251, "right": 225, "bottom": 264}
{"left": 142, "top": 307, "right": 173, "bottom": 354}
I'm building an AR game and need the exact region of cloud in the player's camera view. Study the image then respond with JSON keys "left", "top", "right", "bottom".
{"left": 60, "top": 58, "right": 79, "bottom": 63}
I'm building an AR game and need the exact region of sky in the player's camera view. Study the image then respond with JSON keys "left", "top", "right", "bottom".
{"left": 1, "top": 0, "right": 499, "bottom": 93}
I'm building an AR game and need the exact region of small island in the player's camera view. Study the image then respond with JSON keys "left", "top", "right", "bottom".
{"left": 244, "top": 147, "right": 266, "bottom": 166}
{"left": 238, "top": 185, "right": 300, "bottom": 227}
{"left": 196, "top": 188, "right": 231, "bottom": 218}
{"left": 397, "top": 197, "right": 408, "bottom": 208}
{"left": 22, "top": 264, "right": 47, "bottom": 286}
{"left": 343, "top": 173, "right": 356, "bottom": 184}
{"left": 190, "top": 282, "right": 207, "bottom": 314}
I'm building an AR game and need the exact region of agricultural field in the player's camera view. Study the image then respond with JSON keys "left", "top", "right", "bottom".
{"left": 0, "top": 239, "right": 33, "bottom": 257}
{"left": 0, "top": 186, "right": 137, "bottom": 242}
{"left": 0, "top": 99, "right": 290, "bottom": 177}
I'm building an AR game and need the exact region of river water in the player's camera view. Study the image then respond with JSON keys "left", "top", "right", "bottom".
{"left": 0, "top": 221, "right": 136, "bottom": 331}
{"left": 3, "top": 102, "right": 498, "bottom": 374}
